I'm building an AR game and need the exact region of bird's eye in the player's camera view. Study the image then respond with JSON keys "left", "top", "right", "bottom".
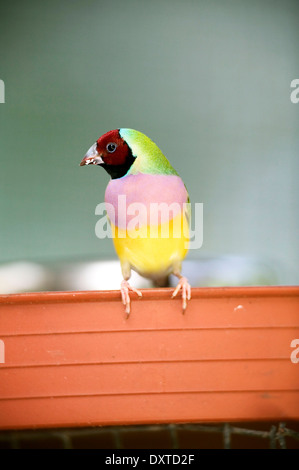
{"left": 106, "top": 142, "right": 117, "bottom": 153}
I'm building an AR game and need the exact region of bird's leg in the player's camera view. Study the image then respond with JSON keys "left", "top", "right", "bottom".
{"left": 120, "top": 262, "right": 142, "bottom": 316}
{"left": 172, "top": 271, "right": 191, "bottom": 314}
{"left": 120, "top": 280, "right": 142, "bottom": 316}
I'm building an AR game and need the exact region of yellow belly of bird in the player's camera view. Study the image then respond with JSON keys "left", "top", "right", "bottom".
{"left": 111, "top": 211, "right": 189, "bottom": 278}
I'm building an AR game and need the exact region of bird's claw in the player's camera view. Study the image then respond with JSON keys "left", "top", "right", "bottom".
{"left": 120, "top": 280, "right": 142, "bottom": 316}
{"left": 172, "top": 277, "right": 191, "bottom": 313}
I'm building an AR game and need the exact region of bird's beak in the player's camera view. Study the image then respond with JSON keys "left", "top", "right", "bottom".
{"left": 80, "top": 142, "right": 104, "bottom": 166}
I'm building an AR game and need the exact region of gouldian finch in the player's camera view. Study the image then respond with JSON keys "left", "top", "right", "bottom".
{"left": 80, "top": 129, "right": 191, "bottom": 315}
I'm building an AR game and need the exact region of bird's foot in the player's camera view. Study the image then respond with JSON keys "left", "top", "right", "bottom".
{"left": 120, "top": 280, "right": 142, "bottom": 316}
{"left": 172, "top": 276, "right": 191, "bottom": 314}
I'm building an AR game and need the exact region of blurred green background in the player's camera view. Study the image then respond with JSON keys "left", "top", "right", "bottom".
{"left": 0, "top": 0, "right": 298, "bottom": 291}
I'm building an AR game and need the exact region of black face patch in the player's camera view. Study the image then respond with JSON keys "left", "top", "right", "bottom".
{"left": 101, "top": 148, "right": 136, "bottom": 179}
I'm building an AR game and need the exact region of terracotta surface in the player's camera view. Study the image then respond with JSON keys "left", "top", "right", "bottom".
{"left": 0, "top": 286, "right": 298, "bottom": 430}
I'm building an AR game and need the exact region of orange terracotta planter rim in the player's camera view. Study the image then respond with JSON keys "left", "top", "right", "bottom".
{"left": 0, "top": 285, "right": 299, "bottom": 305}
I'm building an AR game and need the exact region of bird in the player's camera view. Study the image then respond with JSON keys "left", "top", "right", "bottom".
{"left": 80, "top": 128, "right": 191, "bottom": 315}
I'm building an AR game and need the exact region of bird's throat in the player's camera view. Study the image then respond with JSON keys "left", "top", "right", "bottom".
{"left": 101, "top": 152, "right": 136, "bottom": 179}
